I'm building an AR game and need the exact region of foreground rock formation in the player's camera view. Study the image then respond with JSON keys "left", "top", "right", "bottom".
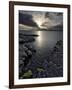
{"left": 19, "top": 32, "right": 63, "bottom": 79}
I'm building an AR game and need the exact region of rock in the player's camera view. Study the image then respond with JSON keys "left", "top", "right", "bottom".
{"left": 22, "top": 57, "right": 25, "bottom": 61}
{"left": 23, "top": 45, "right": 28, "bottom": 51}
{"left": 56, "top": 40, "right": 63, "bottom": 46}
{"left": 20, "top": 51, "right": 28, "bottom": 58}
{"left": 25, "top": 44, "right": 36, "bottom": 53}
{"left": 31, "top": 49, "right": 36, "bottom": 53}
{"left": 19, "top": 45, "right": 24, "bottom": 51}
{"left": 37, "top": 70, "right": 47, "bottom": 78}
{"left": 22, "top": 70, "right": 32, "bottom": 78}
{"left": 19, "top": 38, "right": 25, "bottom": 44}
{"left": 37, "top": 68, "right": 44, "bottom": 72}
{"left": 26, "top": 50, "right": 32, "bottom": 56}
{"left": 25, "top": 44, "right": 31, "bottom": 48}
{"left": 48, "top": 61, "right": 54, "bottom": 68}
{"left": 42, "top": 60, "right": 49, "bottom": 69}
{"left": 19, "top": 60, "right": 24, "bottom": 65}
{"left": 57, "top": 69, "right": 63, "bottom": 76}
{"left": 19, "top": 64, "right": 24, "bottom": 74}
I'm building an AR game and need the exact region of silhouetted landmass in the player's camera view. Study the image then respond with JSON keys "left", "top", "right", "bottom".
{"left": 39, "top": 25, "right": 63, "bottom": 31}
{"left": 19, "top": 33, "right": 39, "bottom": 37}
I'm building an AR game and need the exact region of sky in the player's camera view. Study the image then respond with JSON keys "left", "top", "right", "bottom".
{"left": 19, "top": 10, "right": 63, "bottom": 30}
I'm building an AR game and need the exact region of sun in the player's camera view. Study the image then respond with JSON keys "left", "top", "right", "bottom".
{"left": 35, "top": 19, "right": 42, "bottom": 28}
{"left": 33, "top": 14, "right": 47, "bottom": 29}
{"left": 33, "top": 16, "right": 43, "bottom": 28}
{"left": 37, "top": 20, "right": 42, "bottom": 28}
{"left": 33, "top": 17, "right": 43, "bottom": 28}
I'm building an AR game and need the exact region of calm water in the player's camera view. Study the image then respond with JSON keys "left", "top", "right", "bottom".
{"left": 33, "top": 31, "right": 62, "bottom": 49}
{"left": 20, "top": 30, "right": 63, "bottom": 62}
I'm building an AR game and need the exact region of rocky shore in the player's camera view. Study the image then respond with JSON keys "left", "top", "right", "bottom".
{"left": 19, "top": 32, "right": 63, "bottom": 79}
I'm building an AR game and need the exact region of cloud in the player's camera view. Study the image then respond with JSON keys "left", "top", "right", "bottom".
{"left": 19, "top": 11, "right": 38, "bottom": 27}
{"left": 19, "top": 10, "right": 63, "bottom": 30}
{"left": 19, "top": 24, "right": 38, "bottom": 30}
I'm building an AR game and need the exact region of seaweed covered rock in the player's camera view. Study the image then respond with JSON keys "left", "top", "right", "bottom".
{"left": 20, "top": 70, "right": 33, "bottom": 79}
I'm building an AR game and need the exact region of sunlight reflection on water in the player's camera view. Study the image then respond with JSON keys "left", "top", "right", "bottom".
{"left": 34, "top": 30, "right": 63, "bottom": 48}
{"left": 37, "top": 31, "right": 43, "bottom": 46}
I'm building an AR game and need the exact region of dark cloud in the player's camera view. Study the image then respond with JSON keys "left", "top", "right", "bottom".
{"left": 19, "top": 10, "right": 63, "bottom": 30}
{"left": 19, "top": 12, "right": 38, "bottom": 27}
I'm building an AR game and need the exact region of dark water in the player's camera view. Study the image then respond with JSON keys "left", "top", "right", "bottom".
{"left": 20, "top": 30, "right": 63, "bottom": 60}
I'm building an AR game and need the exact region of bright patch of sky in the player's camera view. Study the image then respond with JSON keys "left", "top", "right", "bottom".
{"left": 19, "top": 10, "right": 63, "bottom": 30}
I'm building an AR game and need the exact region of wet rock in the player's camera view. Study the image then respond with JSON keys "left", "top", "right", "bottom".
{"left": 26, "top": 50, "right": 32, "bottom": 56}
{"left": 25, "top": 44, "right": 36, "bottom": 52}
{"left": 19, "top": 51, "right": 28, "bottom": 58}
{"left": 37, "top": 70, "right": 47, "bottom": 78}
{"left": 42, "top": 60, "right": 49, "bottom": 69}
{"left": 23, "top": 45, "right": 28, "bottom": 51}
{"left": 37, "top": 68, "right": 44, "bottom": 72}
{"left": 19, "top": 64, "right": 24, "bottom": 74}
{"left": 22, "top": 57, "right": 25, "bottom": 61}
{"left": 19, "top": 60, "right": 24, "bottom": 65}
{"left": 19, "top": 38, "right": 25, "bottom": 44}
{"left": 57, "top": 69, "right": 63, "bottom": 76}
{"left": 56, "top": 40, "right": 63, "bottom": 46}
{"left": 22, "top": 70, "right": 33, "bottom": 78}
